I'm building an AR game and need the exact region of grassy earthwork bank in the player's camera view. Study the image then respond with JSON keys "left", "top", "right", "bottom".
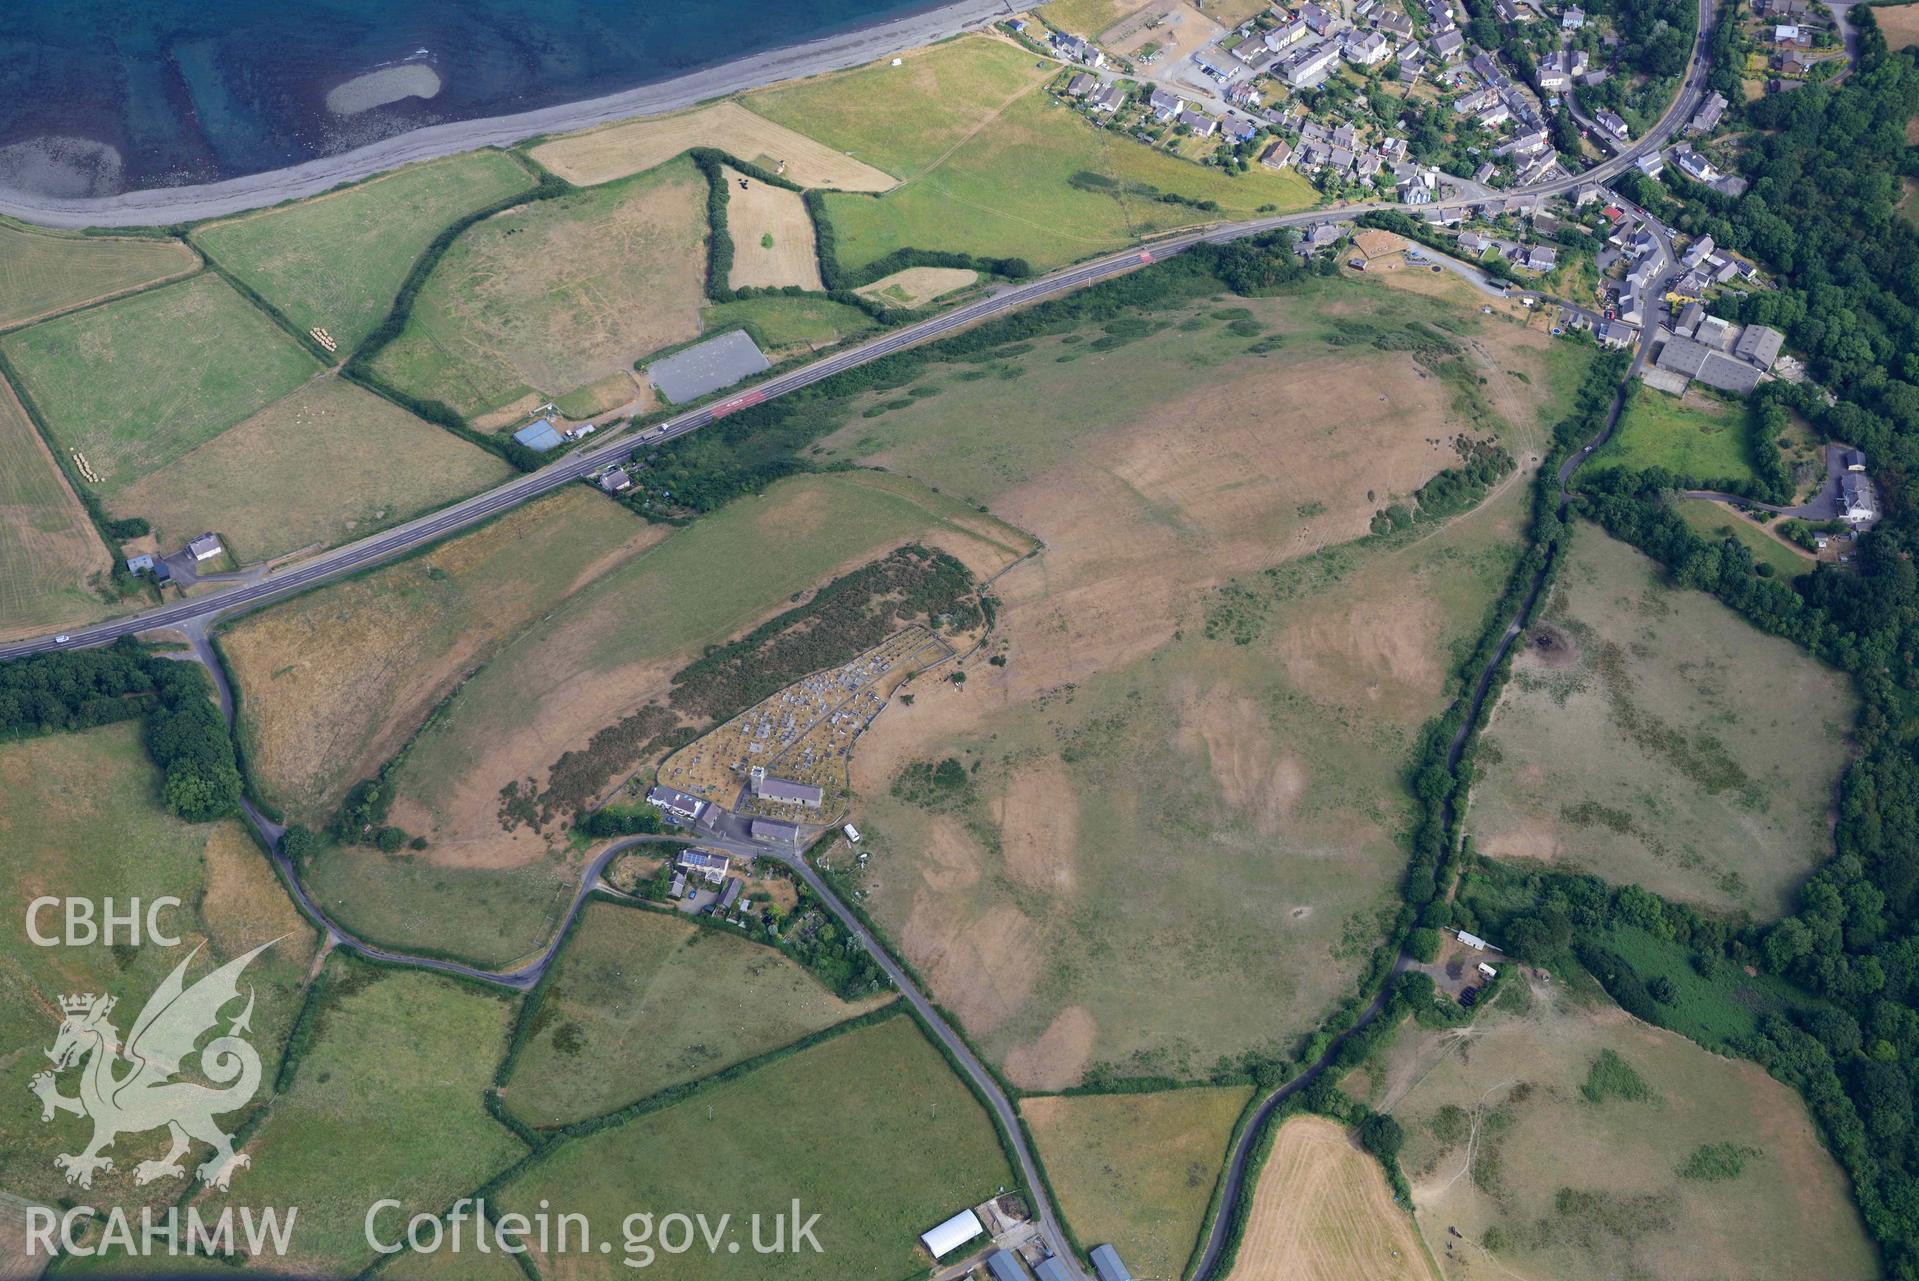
{"left": 367, "top": 158, "right": 708, "bottom": 420}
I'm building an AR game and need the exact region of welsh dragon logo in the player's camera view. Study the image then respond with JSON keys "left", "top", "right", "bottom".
{"left": 29, "top": 940, "right": 278, "bottom": 1191}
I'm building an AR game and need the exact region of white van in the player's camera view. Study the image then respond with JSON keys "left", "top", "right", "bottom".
{"left": 842, "top": 824, "right": 862, "bottom": 844}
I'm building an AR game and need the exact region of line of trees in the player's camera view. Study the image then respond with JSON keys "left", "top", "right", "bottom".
{"left": 0, "top": 642, "right": 242, "bottom": 822}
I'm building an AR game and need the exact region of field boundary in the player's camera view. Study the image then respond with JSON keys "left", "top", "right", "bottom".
{"left": 0, "top": 240, "right": 205, "bottom": 336}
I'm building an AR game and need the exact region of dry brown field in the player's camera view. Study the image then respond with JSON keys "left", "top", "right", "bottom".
{"left": 820, "top": 282, "right": 1582, "bottom": 1085}
{"left": 1375, "top": 978, "right": 1876, "bottom": 1281}
{"left": 111, "top": 375, "right": 513, "bottom": 564}
{"left": 1227, "top": 1115, "right": 1435, "bottom": 1281}
{"left": 382, "top": 471, "right": 1034, "bottom": 871}
{"left": 856, "top": 265, "right": 978, "bottom": 306}
{"left": 530, "top": 100, "right": 896, "bottom": 190}
{"left": 1023, "top": 1086, "right": 1253, "bottom": 1280}
{"left": 221, "top": 487, "right": 662, "bottom": 821}
{"left": 1877, "top": 1, "right": 1919, "bottom": 49}
{"left": 722, "top": 166, "right": 824, "bottom": 290}
{"left": 0, "top": 373, "right": 112, "bottom": 639}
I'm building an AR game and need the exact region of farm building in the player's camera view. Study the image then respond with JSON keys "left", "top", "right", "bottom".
{"left": 985, "top": 1251, "right": 1029, "bottom": 1281}
{"left": 717, "top": 878, "right": 742, "bottom": 912}
{"left": 513, "top": 418, "right": 566, "bottom": 452}
{"left": 1457, "top": 929, "right": 1491, "bottom": 950}
{"left": 187, "top": 532, "right": 224, "bottom": 563}
{"left": 126, "top": 553, "right": 156, "bottom": 574}
{"left": 750, "top": 766, "right": 823, "bottom": 808}
{"left": 1091, "top": 1244, "right": 1135, "bottom": 1281}
{"left": 920, "top": 1209, "right": 985, "bottom": 1259}
{"left": 750, "top": 817, "right": 801, "bottom": 843}
{"left": 646, "top": 785, "right": 709, "bottom": 824}
{"left": 1034, "top": 1255, "right": 1075, "bottom": 1281}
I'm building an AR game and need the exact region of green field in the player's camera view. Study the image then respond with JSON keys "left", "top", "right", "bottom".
{"left": 109, "top": 374, "right": 513, "bottom": 564}
{"left": 1024, "top": 1086, "right": 1252, "bottom": 1279}
{"left": 700, "top": 295, "right": 875, "bottom": 354}
{"left": 1592, "top": 385, "right": 1757, "bottom": 486}
{"left": 0, "top": 376, "right": 112, "bottom": 635}
{"left": 0, "top": 723, "right": 318, "bottom": 1211}
{"left": 505, "top": 900, "right": 891, "bottom": 1126}
{"left": 500, "top": 1013, "right": 1014, "bottom": 1281}
{"left": 191, "top": 151, "right": 535, "bottom": 353}
{"left": 1675, "top": 499, "right": 1814, "bottom": 579}
{"left": 369, "top": 159, "right": 707, "bottom": 419}
{"left": 0, "top": 217, "right": 198, "bottom": 329}
{"left": 1373, "top": 978, "right": 1875, "bottom": 1281}
{"left": 818, "top": 90, "right": 1317, "bottom": 273}
{"left": 1470, "top": 523, "right": 1855, "bottom": 917}
{"left": 0, "top": 273, "right": 319, "bottom": 492}
{"left": 180, "top": 960, "right": 525, "bottom": 1276}
{"left": 746, "top": 36, "right": 1054, "bottom": 180}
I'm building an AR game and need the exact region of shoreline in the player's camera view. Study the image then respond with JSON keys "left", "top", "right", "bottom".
{"left": 0, "top": 0, "right": 1016, "bottom": 230}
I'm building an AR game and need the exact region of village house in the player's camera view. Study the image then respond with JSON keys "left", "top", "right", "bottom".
{"left": 1177, "top": 105, "right": 1219, "bottom": 136}
{"left": 1259, "top": 137, "right": 1295, "bottom": 169}
{"left": 1596, "top": 109, "right": 1630, "bottom": 139}
{"left": 1345, "top": 29, "right": 1391, "bottom": 65}
{"left": 1562, "top": 4, "right": 1586, "bottom": 28}
{"left": 1148, "top": 87, "right": 1184, "bottom": 121}
{"left": 1688, "top": 90, "right": 1728, "bottom": 134}
{"left": 646, "top": 785, "right": 709, "bottom": 824}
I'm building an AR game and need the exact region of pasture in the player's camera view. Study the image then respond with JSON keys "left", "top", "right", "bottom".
{"left": 1876, "top": 0, "right": 1919, "bottom": 49}
{"left": 1226, "top": 1115, "right": 1434, "bottom": 1281}
{"left": 0, "top": 723, "right": 317, "bottom": 1210}
{"left": 369, "top": 159, "right": 707, "bottom": 419}
{"left": 529, "top": 99, "right": 896, "bottom": 190}
{"left": 499, "top": 1014, "right": 1013, "bottom": 1281}
{"left": 700, "top": 295, "right": 873, "bottom": 355}
{"left": 504, "top": 900, "right": 891, "bottom": 1126}
{"left": 817, "top": 90, "right": 1317, "bottom": 273}
{"left": 1470, "top": 524, "right": 1854, "bottom": 917}
{"left": 190, "top": 150, "right": 535, "bottom": 354}
{"left": 1592, "top": 385, "right": 1756, "bottom": 485}
{"left": 382, "top": 471, "right": 1032, "bottom": 880}
{"left": 1023, "top": 1086, "right": 1252, "bottom": 1279}
{"left": 0, "top": 273, "right": 319, "bottom": 492}
{"left": 1676, "top": 498, "right": 1815, "bottom": 579}
{"left": 220, "top": 486, "right": 660, "bottom": 822}
{"left": 723, "top": 166, "right": 823, "bottom": 290}
{"left": 111, "top": 374, "right": 512, "bottom": 564}
{"left": 197, "top": 960, "right": 525, "bottom": 1275}
{"left": 829, "top": 282, "right": 1585, "bottom": 1084}
{"left": 0, "top": 217, "right": 197, "bottom": 329}
{"left": 745, "top": 36, "right": 1055, "bottom": 180}
{"left": 0, "top": 374, "right": 112, "bottom": 637}
{"left": 1376, "top": 978, "right": 1875, "bottom": 1281}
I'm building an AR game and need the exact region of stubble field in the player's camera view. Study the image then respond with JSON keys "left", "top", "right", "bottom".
{"left": 529, "top": 99, "right": 896, "bottom": 191}
{"left": 1469, "top": 523, "right": 1855, "bottom": 918}
{"left": 0, "top": 374, "right": 112, "bottom": 636}
{"left": 722, "top": 166, "right": 824, "bottom": 290}
{"left": 1227, "top": 1115, "right": 1435, "bottom": 1281}
{"left": 0, "top": 217, "right": 198, "bottom": 330}
{"left": 1023, "top": 1085, "right": 1253, "bottom": 1279}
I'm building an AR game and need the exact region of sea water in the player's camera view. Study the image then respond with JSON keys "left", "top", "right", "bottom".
{"left": 0, "top": 0, "right": 939, "bottom": 196}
